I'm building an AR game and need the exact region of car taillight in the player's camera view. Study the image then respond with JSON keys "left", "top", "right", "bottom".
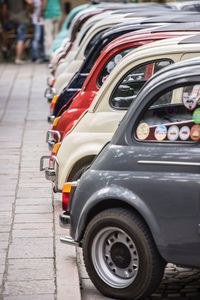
{"left": 62, "top": 181, "right": 78, "bottom": 211}
{"left": 49, "top": 156, "right": 54, "bottom": 169}
{"left": 62, "top": 192, "right": 70, "bottom": 210}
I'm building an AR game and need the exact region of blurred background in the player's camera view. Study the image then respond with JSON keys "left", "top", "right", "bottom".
{"left": 0, "top": 0, "right": 194, "bottom": 63}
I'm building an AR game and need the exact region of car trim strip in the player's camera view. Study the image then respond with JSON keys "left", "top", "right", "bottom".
{"left": 138, "top": 160, "right": 200, "bottom": 167}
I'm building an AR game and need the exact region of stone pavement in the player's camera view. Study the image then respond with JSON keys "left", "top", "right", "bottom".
{"left": 0, "top": 63, "right": 200, "bottom": 300}
{"left": 0, "top": 63, "right": 80, "bottom": 300}
{"left": 78, "top": 246, "right": 200, "bottom": 300}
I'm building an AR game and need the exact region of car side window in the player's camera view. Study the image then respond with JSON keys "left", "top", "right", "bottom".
{"left": 110, "top": 60, "right": 172, "bottom": 110}
{"left": 97, "top": 48, "right": 135, "bottom": 88}
{"left": 135, "top": 84, "right": 200, "bottom": 143}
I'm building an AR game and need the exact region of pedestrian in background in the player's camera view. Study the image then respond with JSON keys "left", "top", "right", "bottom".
{"left": 2, "top": 0, "right": 32, "bottom": 64}
{"left": 0, "top": 0, "right": 8, "bottom": 59}
{"left": 32, "top": 0, "right": 45, "bottom": 62}
{"left": 43, "top": 0, "right": 61, "bottom": 60}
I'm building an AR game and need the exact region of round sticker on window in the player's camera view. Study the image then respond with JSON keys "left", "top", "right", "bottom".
{"left": 114, "top": 54, "right": 123, "bottom": 64}
{"left": 154, "top": 124, "right": 167, "bottom": 141}
{"left": 179, "top": 126, "right": 190, "bottom": 141}
{"left": 136, "top": 123, "right": 150, "bottom": 140}
{"left": 190, "top": 125, "right": 200, "bottom": 141}
{"left": 167, "top": 125, "right": 179, "bottom": 141}
{"left": 106, "top": 61, "right": 115, "bottom": 74}
{"left": 192, "top": 108, "right": 200, "bottom": 124}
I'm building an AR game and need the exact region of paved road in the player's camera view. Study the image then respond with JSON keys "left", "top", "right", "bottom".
{"left": 0, "top": 63, "right": 200, "bottom": 300}
{"left": 78, "top": 247, "right": 200, "bottom": 300}
{"left": 0, "top": 64, "right": 80, "bottom": 300}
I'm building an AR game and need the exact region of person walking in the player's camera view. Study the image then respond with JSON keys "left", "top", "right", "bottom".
{"left": 43, "top": 0, "right": 61, "bottom": 60}
{"left": 32, "top": 0, "right": 45, "bottom": 62}
{"left": 2, "top": 0, "right": 32, "bottom": 64}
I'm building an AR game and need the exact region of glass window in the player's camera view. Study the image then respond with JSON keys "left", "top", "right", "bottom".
{"left": 135, "top": 84, "right": 200, "bottom": 143}
{"left": 110, "top": 60, "right": 172, "bottom": 110}
{"left": 97, "top": 48, "right": 135, "bottom": 88}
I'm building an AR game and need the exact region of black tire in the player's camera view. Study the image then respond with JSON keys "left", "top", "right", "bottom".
{"left": 82, "top": 208, "right": 166, "bottom": 300}
{"left": 71, "top": 165, "right": 90, "bottom": 181}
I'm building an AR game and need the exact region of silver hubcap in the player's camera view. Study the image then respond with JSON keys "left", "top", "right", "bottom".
{"left": 91, "top": 227, "right": 139, "bottom": 288}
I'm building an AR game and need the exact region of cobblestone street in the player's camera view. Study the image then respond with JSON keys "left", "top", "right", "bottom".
{"left": 0, "top": 63, "right": 200, "bottom": 300}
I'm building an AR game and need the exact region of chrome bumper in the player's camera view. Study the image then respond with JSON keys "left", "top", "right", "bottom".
{"left": 60, "top": 236, "right": 79, "bottom": 246}
{"left": 47, "top": 115, "right": 55, "bottom": 124}
{"left": 44, "top": 87, "right": 55, "bottom": 101}
{"left": 40, "top": 155, "right": 59, "bottom": 188}
{"left": 46, "top": 130, "right": 61, "bottom": 151}
{"left": 59, "top": 211, "right": 70, "bottom": 228}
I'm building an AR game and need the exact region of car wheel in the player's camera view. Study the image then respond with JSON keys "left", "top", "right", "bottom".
{"left": 82, "top": 208, "right": 166, "bottom": 300}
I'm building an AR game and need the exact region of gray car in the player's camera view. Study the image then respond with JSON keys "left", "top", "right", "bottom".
{"left": 60, "top": 57, "right": 200, "bottom": 300}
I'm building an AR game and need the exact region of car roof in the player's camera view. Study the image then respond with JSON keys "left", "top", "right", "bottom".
{"left": 104, "top": 31, "right": 199, "bottom": 54}
{"left": 122, "top": 34, "right": 199, "bottom": 57}
{"left": 152, "top": 22, "right": 200, "bottom": 33}
{"left": 107, "top": 24, "right": 200, "bottom": 47}
{"left": 178, "top": 34, "right": 200, "bottom": 44}
{"left": 141, "top": 14, "right": 200, "bottom": 24}
{"left": 89, "top": 34, "right": 200, "bottom": 111}
{"left": 100, "top": 15, "right": 200, "bottom": 41}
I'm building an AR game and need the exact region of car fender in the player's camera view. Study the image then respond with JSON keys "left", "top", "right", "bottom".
{"left": 58, "top": 134, "right": 111, "bottom": 190}
{"left": 75, "top": 185, "right": 165, "bottom": 254}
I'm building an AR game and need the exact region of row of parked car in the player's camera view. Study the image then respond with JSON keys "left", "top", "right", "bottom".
{"left": 40, "top": 1, "right": 200, "bottom": 299}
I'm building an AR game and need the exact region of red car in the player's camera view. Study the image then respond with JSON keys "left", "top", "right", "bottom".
{"left": 47, "top": 28, "right": 200, "bottom": 149}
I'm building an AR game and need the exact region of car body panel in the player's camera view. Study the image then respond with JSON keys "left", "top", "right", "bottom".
{"left": 68, "top": 59, "right": 200, "bottom": 267}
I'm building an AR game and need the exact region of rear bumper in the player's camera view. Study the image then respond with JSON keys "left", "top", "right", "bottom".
{"left": 40, "top": 155, "right": 59, "bottom": 190}
{"left": 59, "top": 211, "right": 70, "bottom": 228}
{"left": 46, "top": 130, "right": 61, "bottom": 151}
{"left": 47, "top": 115, "right": 55, "bottom": 123}
{"left": 44, "top": 87, "right": 55, "bottom": 101}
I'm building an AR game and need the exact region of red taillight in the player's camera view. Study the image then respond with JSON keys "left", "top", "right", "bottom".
{"left": 49, "top": 155, "right": 54, "bottom": 168}
{"left": 62, "top": 192, "right": 69, "bottom": 210}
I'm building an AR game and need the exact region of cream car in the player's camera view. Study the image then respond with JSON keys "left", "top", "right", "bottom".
{"left": 41, "top": 35, "right": 200, "bottom": 192}
{"left": 53, "top": 14, "right": 145, "bottom": 94}
{"left": 51, "top": 9, "right": 115, "bottom": 73}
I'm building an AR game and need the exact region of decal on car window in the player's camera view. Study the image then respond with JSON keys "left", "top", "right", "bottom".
{"left": 135, "top": 84, "right": 200, "bottom": 143}
{"left": 167, "top": 125, "right": 179, "bottom": 141}
{"left": 154, "top": 124, "right": 167, "bottom": 141}
{"left": 136, "top": 123, "right": 150, "bottom": 140}
{"left": 97, "top": 48, "right": 134, "bottom": 88}
{"left": 190, "top": 124, "right": 200, "bottom": 141}
{"left": 192, "top": 107, "right": 200, "bottom": 124}
{"left": 182, "top": 84, "right": 200, "bottom": 111}
{"left": 179, "top": 126, "right": 190, "bottom": 141}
